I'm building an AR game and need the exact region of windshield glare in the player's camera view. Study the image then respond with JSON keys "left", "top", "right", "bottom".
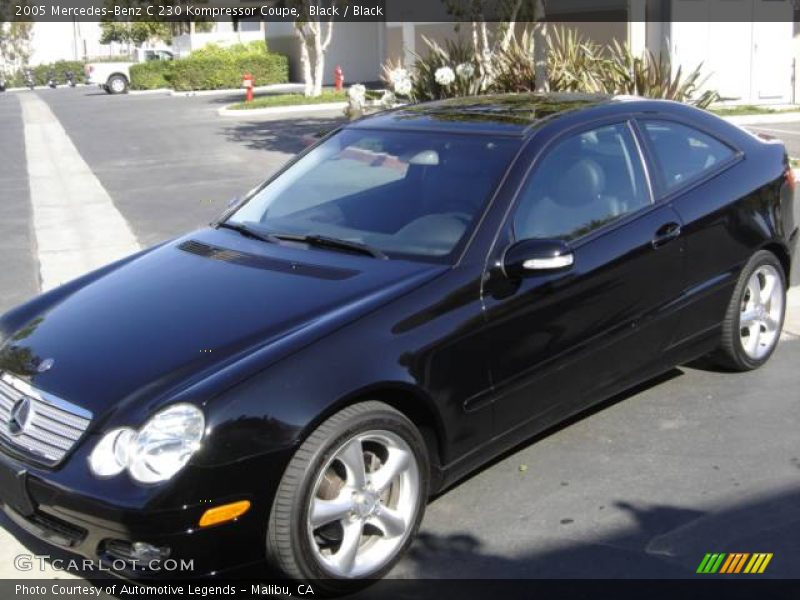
{"left": 228, "top": 129, "right": 520, "bottom": 260}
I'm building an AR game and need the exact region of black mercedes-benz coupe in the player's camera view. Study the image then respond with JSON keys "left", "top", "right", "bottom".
{"left": 0, "top": 94, "right": 795, "bottom": 591}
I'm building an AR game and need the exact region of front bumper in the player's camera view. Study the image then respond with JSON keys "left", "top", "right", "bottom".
{"left": 0, "top": 445, "right": 295, "bottom": 579}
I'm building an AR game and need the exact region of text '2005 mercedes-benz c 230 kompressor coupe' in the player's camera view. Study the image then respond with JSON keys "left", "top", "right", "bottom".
{"left": 0, "top": 94, "right": 795, "bottom": 592}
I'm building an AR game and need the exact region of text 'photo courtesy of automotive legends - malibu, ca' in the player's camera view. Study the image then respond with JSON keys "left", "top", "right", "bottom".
{"left": 0, "top": 93, "right": 796, "bottom": 594}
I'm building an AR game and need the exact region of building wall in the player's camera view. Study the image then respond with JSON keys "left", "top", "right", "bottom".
{"left": 669, "top": 0, "right": 794, "bottom": 104}
{"left": 266, "top": 22, "right": 382, "bottom": 85}
{"left": 28, "top": 22, "right": 110, "bottom": 65}
{"left": 384, "top": 21, "right": 627, "bottom": 66}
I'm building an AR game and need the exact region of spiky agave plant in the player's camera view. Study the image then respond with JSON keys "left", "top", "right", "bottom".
{"left": 546, "top": 26, "right": 610, "bottom": 94}
{"left": 604, "top": 40, "right": 720, "bottom": 108}
{"left": 492, "top": 26, "right": 612, "bottom": 95}
{"left": 490, "top": 29, "right": 537, "bottom": 93}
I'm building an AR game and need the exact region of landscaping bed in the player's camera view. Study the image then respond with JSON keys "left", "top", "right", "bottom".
{"left": 227, "top": 89, "right": 346, "bottom": 110}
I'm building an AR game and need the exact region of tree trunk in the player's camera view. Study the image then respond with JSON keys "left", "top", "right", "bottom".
{"left": 312, "top": 24, "right": 324, "bottom": 97}
{"left": 312, "top": 50, "right": 325, "bottom": 96}
{"left": 533, "top": 0, "right": 548, "bottom": 93}
{"left": 296, "top": 29, "right": 314, "bottom": 97}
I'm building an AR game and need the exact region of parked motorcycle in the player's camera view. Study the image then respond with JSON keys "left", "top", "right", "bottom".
{"left": 47, "top": 71, "right": 57, "bottom": 88}
{"left": 0, "top": 76, "right": 6, "bottom": 93}
{"left": 64, "top": 70, "right": 76, "bottom": 87}
{"left": 24, "top": 69, "right": 35, "bottom": 90}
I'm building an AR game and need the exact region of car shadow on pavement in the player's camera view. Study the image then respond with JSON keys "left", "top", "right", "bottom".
{"left": 222, "top": 116, "right": 346, "bottom": 155}
{"left": 367, "top": 485, "right": 800, "bottom": 590}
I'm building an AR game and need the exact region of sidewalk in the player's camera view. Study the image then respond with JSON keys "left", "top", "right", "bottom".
{"left": 785, "top": 287, "right": 800, "bottom": 339}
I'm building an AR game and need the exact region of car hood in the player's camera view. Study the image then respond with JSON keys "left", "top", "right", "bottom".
{"left": 0, "top": 228, "right": 444, "bottom": 420}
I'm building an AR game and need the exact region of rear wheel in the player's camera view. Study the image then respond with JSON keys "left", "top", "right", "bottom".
{"left": 267, "top": 401, "right": 428, "bottom": 593}
{"left": 106, "top": 75, "right": 128, "bottom": 94}
{"left": 716, "top": 250, "right": 786, "bottom": 371}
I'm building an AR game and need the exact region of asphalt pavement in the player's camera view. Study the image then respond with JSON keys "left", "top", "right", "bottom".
{"left": 0, "top": 88, "right": 799, "bottom": 583}
{"left": 745, "top": 121, "right": 800, "bottom": 158}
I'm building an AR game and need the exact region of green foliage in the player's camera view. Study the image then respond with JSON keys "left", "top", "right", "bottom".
{"left": 491, "top": 26, "right": 720, "bottom": 108}
{"left": 7, "top": 60, "right": 86, "bottom": 86}
{"left": 229, "top": 89, "right": 345, "bottom": 110}
{"left": 99, "top": 21, "right": 172, "bottom": 46}
{"left": 129, "top": 60, "right": 171, "bottom": 90}
{"left": 603, "top": 40, "right": 720, "bottom": 108}
{"left": 168, "top": 42, "right": 288, "bottom": 91}
{"left": 130, "top": 42, "right": 289, "bottom": 92}
{"left": 402, "top": 36, "right": 483, "bottom": 102}
{"left": 546, "top": 27, "right": 609, "bottom": 93}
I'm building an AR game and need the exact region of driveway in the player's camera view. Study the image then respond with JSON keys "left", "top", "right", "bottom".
{"left": 0, "top": 88, "right": 799, "bottom": 588}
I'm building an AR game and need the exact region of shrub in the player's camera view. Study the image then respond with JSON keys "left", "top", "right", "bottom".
{"left": 602, "top": 40, "right": 720, "bottom": 108}
{"left": 24, "top": 61, "right": 87, "bottom": 86}
{"left": 413, "top": 37, "right": 482, "bottom": 101}
{"left": 491, "top": 26, "right": 719, "bottom": 108}
{"left": 130, "top": 61, "right": 172, "bottom": 90}
{"left": 168, "top": 41, "right": 288, "bottom": 91}
{"left": 383, "top": 36, "right": 484, "bottom": 102}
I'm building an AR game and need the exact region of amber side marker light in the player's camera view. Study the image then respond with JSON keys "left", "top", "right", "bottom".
{"left": 199, "top": 500, "right": 251, "bottom": 527}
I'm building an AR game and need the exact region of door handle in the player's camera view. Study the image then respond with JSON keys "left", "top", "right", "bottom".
{"left": 652, "top": 222, "right": 682, "bottom": 248}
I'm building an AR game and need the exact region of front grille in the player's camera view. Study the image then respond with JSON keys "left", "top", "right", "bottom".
{"left": 0, "top": 372, "right": 92, "bottom": 466}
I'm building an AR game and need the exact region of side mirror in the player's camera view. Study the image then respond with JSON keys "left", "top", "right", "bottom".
{"left": 502, "top": 239, "right": 574, "bottom": 279}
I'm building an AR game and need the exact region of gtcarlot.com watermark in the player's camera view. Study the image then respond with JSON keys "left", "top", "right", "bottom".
{"left": 14, "top": 553, "right": 194, "bottom": 573}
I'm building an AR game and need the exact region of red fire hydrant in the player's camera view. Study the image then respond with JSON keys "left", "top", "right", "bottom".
{"left": 242, "top": 72, "right": 254, "bottom": 102}
{"left": 334, "top": 65, "right": 344, "bottom": 92}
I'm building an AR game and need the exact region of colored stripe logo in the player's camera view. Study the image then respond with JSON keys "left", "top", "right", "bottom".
{"left": 697, "top": 553, "right": 773, "bottom": 574}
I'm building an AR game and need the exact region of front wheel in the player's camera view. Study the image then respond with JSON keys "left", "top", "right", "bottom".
{"left": 716, "top": 250, "right": 786, "bottom": 371}
{"left": 267, "top": 401, "right": 428, "bottom": 593}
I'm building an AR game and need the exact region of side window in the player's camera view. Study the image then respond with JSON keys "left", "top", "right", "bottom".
{"left": 514, "top": 123, "right": 651, "bottom": 241}
{"left": 642, "top": 120, "right": 735, "bottom": 190}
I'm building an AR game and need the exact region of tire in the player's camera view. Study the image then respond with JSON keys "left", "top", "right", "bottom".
{"left": 106, "top": 75, "right": 128, "bottom": 95}
{"left": 715, "top": 250, "right": 786, "bottom": 371}
{"left": 267, "top": 401, "right": 429, "bottom": 594}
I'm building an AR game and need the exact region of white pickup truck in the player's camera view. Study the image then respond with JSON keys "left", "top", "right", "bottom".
{"left": 85, "top": 49, "right": 174, "bottom": 94}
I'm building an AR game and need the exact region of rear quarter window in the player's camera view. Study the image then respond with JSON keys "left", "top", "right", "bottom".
{"left": 641, "top": 120, "right": 736, "bottom": 190}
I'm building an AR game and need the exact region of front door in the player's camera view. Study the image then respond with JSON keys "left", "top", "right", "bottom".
{"left": 479, "top": 121, "right": 687, "bottom": 436}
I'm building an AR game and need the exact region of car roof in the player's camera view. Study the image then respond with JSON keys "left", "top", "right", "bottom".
{"left": 346, "top": 93, "right": 705, "bottom": 138}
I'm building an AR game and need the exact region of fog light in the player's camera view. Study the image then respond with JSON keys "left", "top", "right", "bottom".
{"left": 131, "top": 542, "right": 171, "bottom": 562}
{"left": 199, "top": 500, "right": 251, "bottom": 528}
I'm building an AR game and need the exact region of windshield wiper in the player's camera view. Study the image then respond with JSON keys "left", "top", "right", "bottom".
{"left": 217, "top": 222, "right": 276, "bottom": 244}
{"left": 271, "top": 233, "right": 387, "bottom": 259}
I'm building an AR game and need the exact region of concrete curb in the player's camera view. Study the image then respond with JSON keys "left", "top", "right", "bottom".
{"left": 2, "top": 84, "right": 89, "bottom": 92}
{"left": 128, "top": 88, "right": 171, "bottom": 96}
{"left": 170, "top": 83, "right": 304, "bottom": 98}
{"left": 218, "top": 101, "right": 347, "bottom": 117}
{"left": 785, "top": 287, "right": 800, "bottom": 338}
{"left": 721, "top": 112, "right": 800, "bottom": 126}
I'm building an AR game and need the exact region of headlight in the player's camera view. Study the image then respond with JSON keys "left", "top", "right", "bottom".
{"left": 88, "top": 404, "right": 205, "bottom": 484}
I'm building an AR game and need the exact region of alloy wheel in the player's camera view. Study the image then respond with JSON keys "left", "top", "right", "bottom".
{"left": 739, "top": 264, "right": 784, "bottom": 360}
{"left": 306, "top": 430, "right": 420, "bottom": 578}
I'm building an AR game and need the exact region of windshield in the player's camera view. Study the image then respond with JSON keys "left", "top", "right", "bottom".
{"left": 227, "top": 129, "right": 520, "bottom": 261}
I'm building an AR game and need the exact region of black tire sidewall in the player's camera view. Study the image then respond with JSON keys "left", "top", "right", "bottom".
{"left": 729, "top": 252, "right": 786, "bottom": 370}
{"left": 279, "top": 406, "right": 429, "bottom": 588}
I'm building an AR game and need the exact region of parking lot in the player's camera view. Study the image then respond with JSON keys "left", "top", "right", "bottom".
{"left": 1, "top": 87, "right": 799, "bottom": 584}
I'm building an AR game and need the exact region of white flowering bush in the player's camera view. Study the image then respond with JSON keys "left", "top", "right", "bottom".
{"left": 380, "top": 90, "right": 397, "bottom": 108}
{"left": 455, "top": 63, "right": 475, "bottom": 79}
{"left": 345, "top": 84, "right": 367, "bottom": 119}
{"left": 381, "top": 37, "right": 486, "bottom": 102}
{"left": 343, "top": 84, "right": 406, "bottom": 120}
{"left": 434, "top": 66, "right": 456, "bottom": 86}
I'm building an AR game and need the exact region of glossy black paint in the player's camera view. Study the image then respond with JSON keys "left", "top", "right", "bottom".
{"left": 0, "top": 95, "right": 795, "bottom": 578}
